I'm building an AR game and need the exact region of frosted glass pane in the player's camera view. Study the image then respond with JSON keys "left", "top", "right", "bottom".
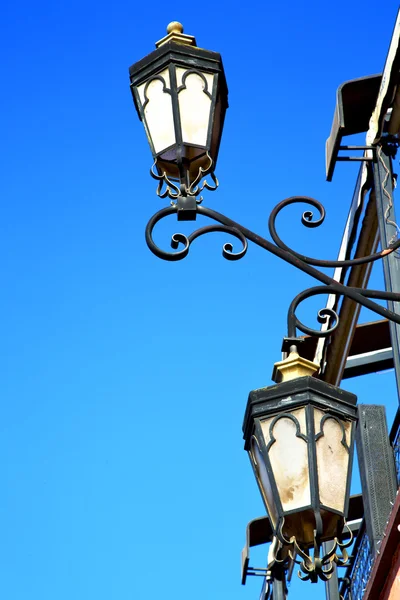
{"left": 251, "top": 438, "right": 279, "bottom": 527}
{"left": 176, "top": 67, "right": 213, "bottom": 147}
{"left": 261, "top": 408, "right": 310, "bottom": 512}
{"left": 137, "top": 69, "right": 175, "bottom": 154}
{"left": 315, "top": 409, "right": 351, "bottom": 512}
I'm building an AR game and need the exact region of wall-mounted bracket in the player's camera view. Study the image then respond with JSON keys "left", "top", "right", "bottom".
{"left": 326, "top": 74, "right": 381, "bottom": 181}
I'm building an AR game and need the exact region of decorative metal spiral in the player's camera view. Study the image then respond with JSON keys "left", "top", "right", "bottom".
{"left": 287, "top": 286, "right": 340, "bottom": 339}
{"left": 268, "top": 195, "right": 400, "bottom": 268}
{"left": 145, "top": 205, "right": 247, "bottom": 261}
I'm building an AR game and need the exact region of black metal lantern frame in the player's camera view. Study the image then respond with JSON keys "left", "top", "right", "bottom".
{"left": 129, "top": 40, "right": 228, "bottom": 206}
{"left": 243, "top": 376, "right": 358, "bottom": 582}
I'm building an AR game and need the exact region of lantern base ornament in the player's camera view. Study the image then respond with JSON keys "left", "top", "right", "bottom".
{"left": 243, "top": 375, "right": 358, "bottom": 583}
{"left": 150, "top": 153, "right": 219, "bottom": 204}
{"left": 272, "top": 519, "right": 353, "bottom": 583}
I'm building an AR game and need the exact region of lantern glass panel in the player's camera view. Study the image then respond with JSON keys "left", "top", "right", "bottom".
{"left": 314, "top": 409, "right": 352, "bottom": 513}
{"left": 261, "top": 408, "right": 311, "bottom": 512}
{"left": 251, "top": 438, "right": 279, "bottom": 528}
{"left": 176, "top": 67, "right": 214, "bottom": 148}
{"left": 137, "top": 68, "right": 175, "bottom": 155}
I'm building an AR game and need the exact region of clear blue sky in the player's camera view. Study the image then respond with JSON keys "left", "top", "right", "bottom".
{"left": 1, "top": 2, "right": 399, "bottom": 599}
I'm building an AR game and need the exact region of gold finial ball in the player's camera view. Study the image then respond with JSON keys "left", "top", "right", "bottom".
{"left": 167, "top": 21, "right": 183, "bottom": 35}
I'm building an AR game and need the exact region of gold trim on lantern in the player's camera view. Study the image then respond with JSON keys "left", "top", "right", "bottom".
{"left": 272, "top": 351, "right": 319, "bottom": 383}
{"left": 156, "top": 22, "right": 197, "bottom": 48}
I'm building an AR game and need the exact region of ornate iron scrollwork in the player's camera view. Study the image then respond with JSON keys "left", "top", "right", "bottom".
{"left": 272, "top": 520, "right": 353, "bottom": 583}
{"left": 150, "top": 153, "right": 218, "bottom": 201}
{"left": 145, "top": 196, "right": 400, "bottom": 342}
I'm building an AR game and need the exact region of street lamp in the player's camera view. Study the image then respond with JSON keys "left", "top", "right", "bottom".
{"left": 243, "top": 350, "right": 357, "bottom": 583}
{"left": 129, "top": 22, "right": 228, "bottom": 217}
{"left": 129, "top": 22, "right": 400, "bottom": 587}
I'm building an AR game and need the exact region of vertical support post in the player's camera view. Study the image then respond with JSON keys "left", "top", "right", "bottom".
{"left": 372, "top": 143, "right": 400, "bottom": 402}
{"left": 318, "top": 163, "right": 379, "bottom": 386}
{"left": 323, "top": 542, "right": 340, "bottom": 600}
{"left": 272, "top": 566, "right": 286, "bottom": 600}
{"left": 356, "top": 404, "right": 397, "bottom": 554}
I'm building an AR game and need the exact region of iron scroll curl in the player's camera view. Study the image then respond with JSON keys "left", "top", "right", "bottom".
{"left": 286, "top": 286, "right": 340, "bottom": 339}
{"left": 268, "top": 196, "right": 400, "bottom": 268}
{"left": 145, "top": 204, "right": 248, "bottom": 261}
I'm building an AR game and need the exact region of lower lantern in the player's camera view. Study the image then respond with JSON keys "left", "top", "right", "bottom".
{"left": 242, "top": 350, "right": 358, "bottom": 582}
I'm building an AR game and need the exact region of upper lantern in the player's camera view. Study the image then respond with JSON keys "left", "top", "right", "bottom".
{"left": 129, "top": 22, "right": 228, "bottom": 198}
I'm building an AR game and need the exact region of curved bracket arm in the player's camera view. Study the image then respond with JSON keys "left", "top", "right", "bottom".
{"left": 145, "top": 199, "right": 400, "bottom": 340}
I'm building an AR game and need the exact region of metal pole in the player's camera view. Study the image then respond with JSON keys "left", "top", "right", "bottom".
{"left": 323, "top": 542, "right": 341, "bottom": 600}
{"left": 372, "top": 143, "right": 400, "bottom": 403}
{"left": 272, "top": 566, "right": 287, "bottom": 600}
{"left": 321, "top": 164, "right": 379, "bottom": 385}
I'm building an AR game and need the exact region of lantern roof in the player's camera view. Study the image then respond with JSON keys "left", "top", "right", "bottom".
{"left": 129, "top": 26, "right": 228, "bottom": 107}
{"left": 243, "top": 376, "right": 357, "bottom": 450}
